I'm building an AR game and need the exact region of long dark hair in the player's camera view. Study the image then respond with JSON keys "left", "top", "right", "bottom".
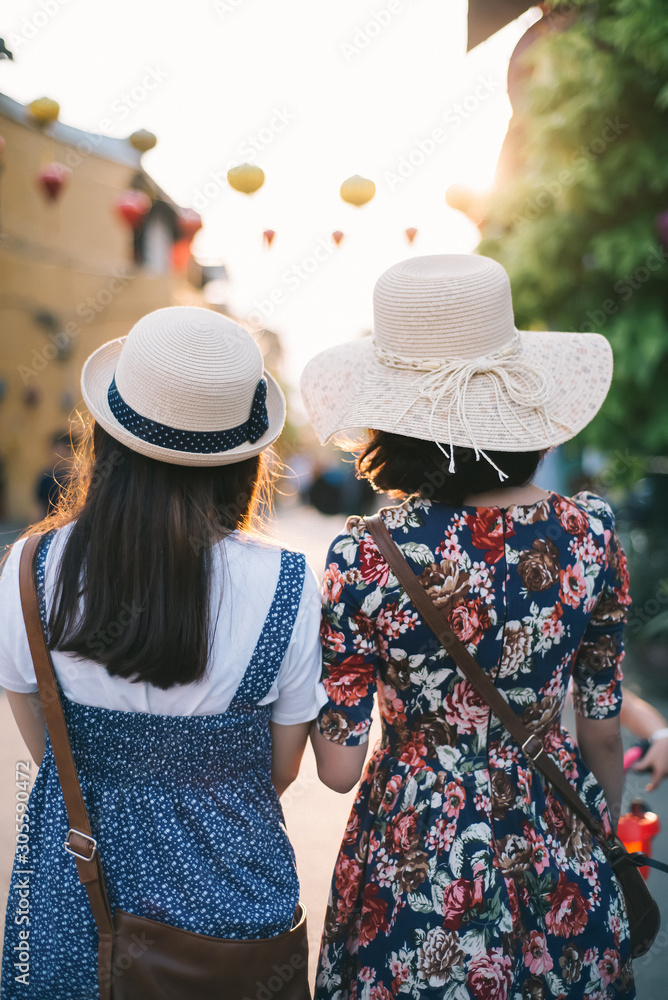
{"left": 30, "top": 423, "right": 270, "bottom": 689}
{"left": 356, "top": 430, "right": 545, "bottom": 506}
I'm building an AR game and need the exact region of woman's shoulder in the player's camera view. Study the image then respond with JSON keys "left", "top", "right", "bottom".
{"left": 555, "top": 490, "right": 616, "bottom": 533}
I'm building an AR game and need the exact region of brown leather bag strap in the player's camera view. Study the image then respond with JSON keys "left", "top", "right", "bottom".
{"left": 18, "top": 534, "right": 115, "bottom": 987}
{"left": 365, "top": 512, "right": 606, "bottom": 839}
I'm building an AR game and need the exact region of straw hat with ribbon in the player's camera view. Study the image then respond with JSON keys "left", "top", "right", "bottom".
{"left": 300, "top": 254, "right": 612, "bottom": 480}
{"left": 81, "top": 306, "right": 285, "bottom": 466}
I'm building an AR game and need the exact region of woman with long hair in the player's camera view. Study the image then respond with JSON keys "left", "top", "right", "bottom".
{"left": 301, "top": 255, "right": 635, "bottom": 998}
{"left": 0, "top": 307, "right": 324, "bottom": 998}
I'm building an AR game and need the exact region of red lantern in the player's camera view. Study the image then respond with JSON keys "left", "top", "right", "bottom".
{"left": 263, "top": 229, "right": 275, "bottom": 248}
{"left": 37, "top": 162, "right": 70, "bottom": 201}
{"left": 178, "top": 208, "right": 203, "bottom": 242}
{"left": 114, "top": 190, "right": 151, "bottom": 229}
{"left": 405, "top": 227, "right": 418, "bottom": 244}
{"left": 332, "top": 230, "right": 344, "bottom": 246}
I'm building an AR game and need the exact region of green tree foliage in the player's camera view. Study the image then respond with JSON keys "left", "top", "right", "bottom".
{"left": 477, "top": 0, "right": 668, "bottom": 462}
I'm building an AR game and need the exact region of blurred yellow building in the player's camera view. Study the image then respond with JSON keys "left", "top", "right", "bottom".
{"left": 0, "top": 93, "right": 204, "bottom": 521}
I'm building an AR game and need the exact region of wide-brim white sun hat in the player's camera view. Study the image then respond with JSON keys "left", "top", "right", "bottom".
{"left": 81, "top": 306, "right": 286, "bottom": 466}
{"left": 300, "top": 254, "right": 612, "bottom": 474}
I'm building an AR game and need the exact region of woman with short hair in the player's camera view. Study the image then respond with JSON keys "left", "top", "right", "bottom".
{"left": 301, "top": 255, "right": 634, "bottom": 998}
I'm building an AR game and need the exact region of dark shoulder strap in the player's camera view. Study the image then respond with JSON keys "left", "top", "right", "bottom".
{"left": 364, "top": 512, "right": 605, "bottom": 838}
{"left": 18, "top": 535, "right": 114, "bottom": 990}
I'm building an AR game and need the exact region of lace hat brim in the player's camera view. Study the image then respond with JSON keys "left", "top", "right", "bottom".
{"left": 300, "top": 329, "right": 612, "bottom": 453}
{"left": 82, "top": 337, "right": 286, "bottom": 466}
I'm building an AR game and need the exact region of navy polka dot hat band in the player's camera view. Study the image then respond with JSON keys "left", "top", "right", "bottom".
{"left": 81, "top": 307, "right": 286, "bottom": 467}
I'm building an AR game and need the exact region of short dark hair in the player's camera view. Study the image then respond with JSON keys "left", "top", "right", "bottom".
{"left": 356, "top": 430, "right": 545, "bottom": 506}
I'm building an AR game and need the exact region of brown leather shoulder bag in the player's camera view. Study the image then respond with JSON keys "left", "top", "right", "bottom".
{"left": 18, "top": 533, "right": 311, "bottom": 1000}
{"left": 365, "top": 512, "right": 662, "bottom": 959}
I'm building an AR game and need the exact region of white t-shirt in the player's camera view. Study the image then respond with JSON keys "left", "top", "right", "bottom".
{"left": 0, "top": 527, "right": 327, "bottom": 722}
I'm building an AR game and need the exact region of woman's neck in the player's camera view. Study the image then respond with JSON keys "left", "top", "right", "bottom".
{"left": 462, "top": 484, "right": 552, "bottom": 508}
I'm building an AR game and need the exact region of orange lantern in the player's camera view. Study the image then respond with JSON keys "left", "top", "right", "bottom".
{"left": 37, "top": 162, "right": 70, "bottom": 201}
{"left": 332, "top": 231, "right": 344, "bottom": 246}
{"left": 263, "top": 229, "right": 275, "bottom": 248}
{"left": 405, "top": 227, "right": 418, "bottom": 244}
{"left": 114, "top": 190, "right": 151, "bottom": 229}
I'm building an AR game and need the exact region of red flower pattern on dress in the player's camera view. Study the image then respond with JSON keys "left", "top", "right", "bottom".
{"left": 359, "top": 883, "right": 389, "bottom": 947}
{"left": 545, "top": 872, "right": 590, "bottom": 937}
{"left": 324, "top": 653, "right": 375, "bottom": 706}
{"left": 444, "top": 679, "right": 489, "bottom": 733}
{"left": 466, "top": 948, "right": 514, "bottom": 1000}
{"left": 358, "top": 536, "right": 391, "bottom": 586}
{"left": 466, "top": 508, "right": 507, "bottom": 563}
{"left": 316, "top": 492, "right": 633, "bottom": 997}
{"left": 442, "top": 877, "right": 485, "bottom": 930}
{"left": 554, "top": 496, "right": 590, "bottom": 536}
{"left": 449, "top": 597, "right": 492, "bottom": 645}
{"left": 560, "top": 562, "right": 587, "bottom": 608}
{"left": 323, "top": 562, "right": 345, "bottom": 604}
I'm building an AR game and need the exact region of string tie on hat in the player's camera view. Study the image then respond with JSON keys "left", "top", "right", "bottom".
{"left": 375, "top": 333, "right": 561, "bottom": 480}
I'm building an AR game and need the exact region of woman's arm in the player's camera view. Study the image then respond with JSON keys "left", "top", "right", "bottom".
{"left": 620, "top": 688, "right": 668, "bottom": 791}
{"left": 269, "top": 720, "right": 312, "bottom": 797}
{"left": 310, "top": 723, "right": 369, "bottom": 793}
{"left": 5, "top": 690, "right": 46, "bottom": 765}
{"left": 575, "top": 712, "right": 623, "bottom": 830}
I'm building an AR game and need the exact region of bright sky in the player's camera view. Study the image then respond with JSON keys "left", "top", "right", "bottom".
{"left": 2, "top": 0, "right": 540, "bottom": 395}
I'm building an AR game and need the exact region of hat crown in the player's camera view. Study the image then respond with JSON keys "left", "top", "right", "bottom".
{"left": 373, "top": 254, "right": 516, "bottom": 361}
{"left": 114, "top": 307, "right": 263, "bottom": 432}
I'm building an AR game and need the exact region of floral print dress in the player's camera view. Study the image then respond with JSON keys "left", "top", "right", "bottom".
{"left": 315, "top": 491, "right": 634, "bottom": 1000}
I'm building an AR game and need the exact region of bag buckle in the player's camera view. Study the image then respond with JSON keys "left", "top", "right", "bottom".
{"left": 64, "top": 829, "right": 97, "bottom": 862}
{"left": 522, "top": 734, "right": 546, "bottom": 765}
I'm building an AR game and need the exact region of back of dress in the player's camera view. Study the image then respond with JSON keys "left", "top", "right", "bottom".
{"left": 315, "top": 491, "right": 635, "bottom": 1000}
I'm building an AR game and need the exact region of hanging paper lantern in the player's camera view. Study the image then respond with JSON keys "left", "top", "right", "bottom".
{"left": 129, "top": 129, "right": 157, "bottom": 153}
{"left": 405, "top": 227, "right": 418, "bottom": 244}
{"left": 227, "top": 163, "right": 265, "bottom": 195}
{"left": 263, "top": 229, "right": 275, "bottom": 248}
{"left": 655, "top": 211, "right": 668, "bottom": 251}
{"left": 340, "top": 175, "right": 376, "bottom": 207}
{"left": 37, "top": 162, "right": 71, "bottom": 201}
{"left": 178, "top": 208, "right": 203, "bottom": 242}
{"left": 332, "top": 231, "right": 344, "bottom": 247}
{"left": 114, "top": 190, "right": 151, "bottom": 229}
{"left": 28, "top": 97, "right": 60, "bottom": 125}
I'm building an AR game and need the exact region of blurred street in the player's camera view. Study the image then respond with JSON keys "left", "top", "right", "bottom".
{"left": 0, "top": 503, "right": 667, "bottom": 993}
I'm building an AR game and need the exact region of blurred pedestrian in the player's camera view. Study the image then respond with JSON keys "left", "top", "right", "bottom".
{"left": 301, "top": 255, "right": 635, "bottom": 998}
{"left": 0, "top": 308, "right": 322, "bottom": 998}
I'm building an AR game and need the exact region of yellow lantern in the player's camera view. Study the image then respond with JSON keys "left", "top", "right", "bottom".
{"left": 28, "top": 97, "right": 60, "bottom": 125}
{"left": 227, "top": 164, "right": 265, "bottom": 195}
{"left": 129, "top": 129, "right": 157, "bottom": 153}
{"left": 340, "top": 175, "right": 376, "bottom": 207}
